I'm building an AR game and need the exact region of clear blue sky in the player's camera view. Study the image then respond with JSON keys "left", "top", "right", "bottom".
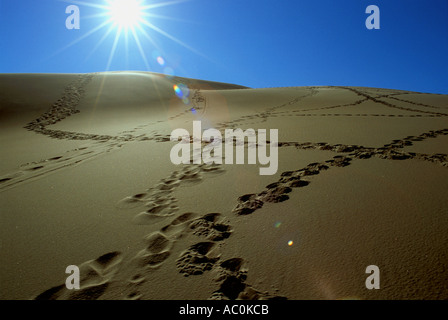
{"left": 1, "top": 0, "right": 447, "bottom": 93}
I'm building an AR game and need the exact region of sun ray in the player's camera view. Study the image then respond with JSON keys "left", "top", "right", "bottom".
{"left": 84, "top": 23, "right": 116, "bottom": 61}
{"left": 124, "top": 29, "right": 130, "bottom": 69}
{"left": 142, "top": 0, "right": 190, "bottom": 11}
{"left": 142, "top": 12, "right": 196, "bottom": 24}
{"left": 106, "top": 26, "right": 123, "bottom": 70}
{"left": 80, "top": 12, "right": 111, "bottom": 20}
{"left": 56, "top": 0, "right": 209, "bottom": 72}
{"left": 60, "top": 0, "right": 108, "bottom": 10}
{"left": 135, "top": 23, "right": 164, "bottom": 53}
{"left": 51, "top": 19, "right": 112, "bottom": 57}
{"left": 138, "top": 18, "right": 205, "bottom": 58}
{"left": 130, "top": 27, "right": 151, "bottom": 71}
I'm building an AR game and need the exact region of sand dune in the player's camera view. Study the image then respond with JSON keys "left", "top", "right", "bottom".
{"left": 0, "top": 71, "right": 447, "bottom": 300}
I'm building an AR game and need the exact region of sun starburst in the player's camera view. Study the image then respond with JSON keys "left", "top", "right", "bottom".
{"left": 57, "top": 0, "right": 201, "bottom": 71}
{"left": 107, "top": 0, "right": 144, "bottom": 28}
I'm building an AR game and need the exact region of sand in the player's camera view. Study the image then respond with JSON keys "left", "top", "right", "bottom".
{"left": 0, "top": 71, "right": 447, "bottom": 300}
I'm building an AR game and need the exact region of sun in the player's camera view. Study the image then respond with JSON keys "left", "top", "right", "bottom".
{"left": 107, "top": 0, "right": 144, "bottom": 29}
{"left": 57, "top": 0, "right": 202, "bottom": 71}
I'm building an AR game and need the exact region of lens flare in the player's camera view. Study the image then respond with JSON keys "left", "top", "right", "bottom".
{"left": 288, "top": 240, "right": 294, "bottom": 246}
{"left": 157, "top": 56, "right": 165, "bottom": 66}
{"left": 173, "top": 84, "right": 190, "bottom": 100}
{"left": 173, "top": 85, "right": 183, "bottom": 98}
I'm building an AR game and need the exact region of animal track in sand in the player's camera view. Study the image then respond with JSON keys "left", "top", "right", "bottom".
{"left": 132, "top": 231, "right": 173, "bottom": 269}
{"left": 116, "top": 162, "right": 225, "bottom": 225}
{"left": 34, "top": 251, "right": 123, "bottom": 300}
{"left": 215, "top": 87, "right": 446, "bottom": 131}
{"left": 233, "top": 128, "right": 447, "bottom": 216}
{"left": 176, "top": 241, "right": 219, "bottom": 276}
{"left": 130, "top": 210, "right": 232, "bottom": 278}
{"left": 24, "top": 74, "right": 93, "bottom": 132}
{"left": 124, "top": 212, "right": 197, "bottom": 299}
{"left": 4, "top": 73, "right": 192, "bottom": 192}
{"left": 172, "top": 213, "right": 282, "bottom": 300}
{"left": 339, "top": 87, "right": 448, "bottom": 117}
{"left": 212, "top": 258, "right": 247, "bottom": 300}
{"left": 9, "top": 79, "right": 443, "bottom": 195}
{"left": 0, "top": 143, "right": 121, "bottom": 192}
{"left": 116, "top": 211, "right": 231, "bottom": 299}
{"left": 35, "top": 205, "right": 233, "bottom": 299}
{"left": 210, "top": 257, "right": 286, "bottom": 300}
{"left": 188, "top": 213, "right": 233, "bottom": 242}
{"left": 24, "top": 82, "right": 447, "bottom": 299}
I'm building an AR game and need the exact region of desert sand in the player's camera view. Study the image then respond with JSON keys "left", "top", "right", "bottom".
{"left": 0, "top": 71, "right": 447, "bottom": 300}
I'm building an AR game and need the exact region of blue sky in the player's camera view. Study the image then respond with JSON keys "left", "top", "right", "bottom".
{"left": 0, "top": 0, "right": 447, "bottom": 93}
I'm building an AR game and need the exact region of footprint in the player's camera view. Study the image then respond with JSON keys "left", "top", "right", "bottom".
{"left": 130, "top": 212, "right": 202, "bottom": 274}
{"left": 34, "top": 284, "right": 66, "bottom": 300}
{"left": 132, "top": 204, "right": 179, "bottom": 225}
{"left": 282, "top": 177, "right": 310, "bottom": 188}
{"left": 116, "top": 193, "right": 149, "bottom": 209}
{"left": 146, "top": 195, "right": 176, "bottom": 208}
{"left": 129, "top": 274, "right": 145, "bottom": 285}
{"left": 33, "top": 251, "right": 122, "bottom": 300}
{"left": 352, "top": 151, "right": 373, "bottom": 159}
{"left": 188, "top": 213, "right": 233, "bottom": 241}
{"left": 134, "top": 250, "right": 171, "bottom": 268}
{"left": 219, "top": 258, "right": 245, "bottom": 273}
{"left": 125, "top": 291, "right": 142, "bottom": 300}
{"left": 213, "top": 275, "right": 247, "bottom": 300}
{"left": 210, "top": 257, "right": 285, "bottom": 300}
{"left": 179, "top": 167, "right": 203, "bottom": 184}
{"left": 27, "top": 165, "right": 44, "bottom": 171}
{"left": 325, "top": 156, "right": 352, "bottom": 167}
{"left": 377, "top": 150, "right": 411, "bottom": 160}
{"left": 161, "top": 212, "right": 198, "bottom": 237}
{"left": 93, "top": 251, "right": 122, "bottom": 272}
{"left": 232, "top": 160, "right": 333, "bottom": 215}
{"left": 176, "top": 242, "right": 219, "bottom": 276}
{"left": 259, "top": 186, "right": 291, "bottom": 203}
{"left": 144, "top": 232, "right": 171, "bottom": 254}
{"left": 67, "top": 282, "right": 110, "bottom": 300}
{"left": 305, "top": 163, "right": 329, "bottom": 172}
{"left": 155, "top": 179, "right": 180, "bottom": 191}
{"left": 232, "top": 194, "right": 264, "bottom": 216}
{"left": 295, "top": 166, "right": 322, "bottom": 176}
{"left": 130, "top": 191, "right": 179, "bottom": 224}
{"left": 169, "top": 212, "right": 197, "bottom": 225}
{"left": 200, "top": 163, "right": 225, "bottom": 175}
